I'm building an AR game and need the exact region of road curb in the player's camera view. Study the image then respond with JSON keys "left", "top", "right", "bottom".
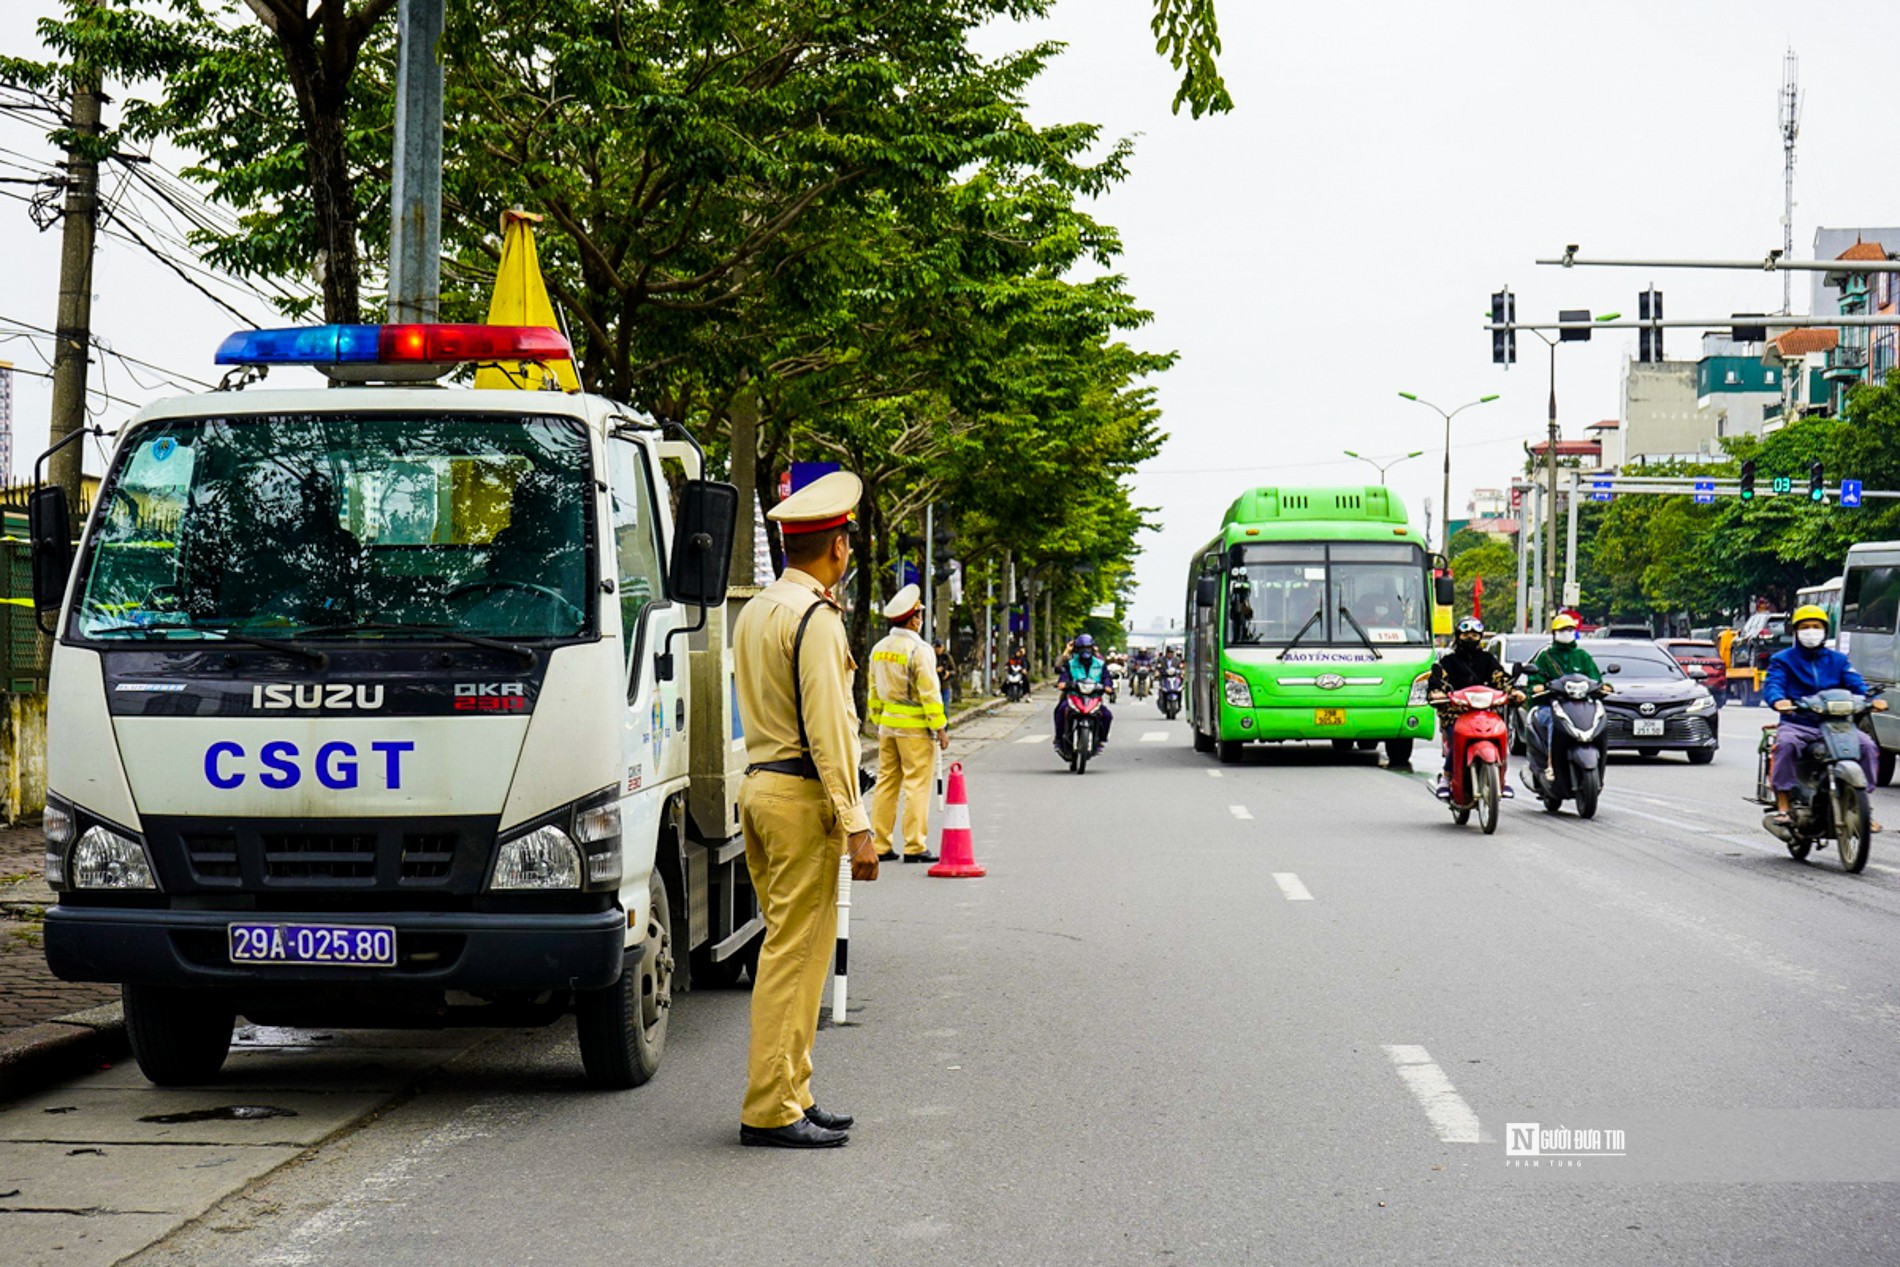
{"left": 945, "top": 694, "right": 1016, "bottom": 730}
{"left": 0, "top": 1001, "right": 128, "bottom": 1103}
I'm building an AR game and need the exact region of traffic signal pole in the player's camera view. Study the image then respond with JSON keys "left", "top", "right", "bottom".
{"left": 388, "top": 0, "right": 445, "bottom": 323}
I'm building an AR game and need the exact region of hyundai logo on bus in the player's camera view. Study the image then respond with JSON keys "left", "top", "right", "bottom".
{"left": 203, "top": 740, "right": 416, "bottom": 790}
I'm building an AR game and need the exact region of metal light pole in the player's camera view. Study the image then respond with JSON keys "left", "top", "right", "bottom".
{"left": 388, "top": 0, "right": 445, "bottom": 323}
{"left": 1519, "top": 312, "right": 1616, "bottom": 627}
{"left": 1343, "top": 449, "right": 1425, "bottom": 485}
{"left": 1396, "top": 392, "right": 1500, "bottom": 553}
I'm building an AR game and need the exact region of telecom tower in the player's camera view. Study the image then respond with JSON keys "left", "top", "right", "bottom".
{"left": 1779, "top": 49, "right": 1801, "bottom": 315}
{"left": 0, "top": 360, "right": 12, "bottom": 486}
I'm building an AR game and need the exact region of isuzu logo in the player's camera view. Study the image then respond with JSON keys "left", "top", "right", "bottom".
{"left": 251, "top": 684, "right": 385, "bottom": 711}
{"left": 1316, "top": 673, "right": 1346, "bottom": 690}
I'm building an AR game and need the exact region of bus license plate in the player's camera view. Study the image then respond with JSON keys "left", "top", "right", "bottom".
{"left": 1633, "top": 719, "right": 1665, "bottom": 737}
{"left": 229, "top": 923, "right": 396, "bottom": 968}
{"left": 1314, "top": 708, "right": 1347, "bottom": 726}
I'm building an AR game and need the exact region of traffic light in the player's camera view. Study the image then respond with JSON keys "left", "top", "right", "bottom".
{"left": 1491, "top": 289, "right": 1516, "bottom": 365}
{"left": 1809, "top": 460, "right": 1825, "bottom": 503}
{"left": 1731, "top": 314, "right": 1769, "bottom": 343}
{"left": 1739, "top": 459, "right": 1757, "bottom": 501}
{"left": 1638, "top": 288, "right": 1664, "bottom": 363}
{"left": 1559, "top": 308, "right": 1593, "bottom": 343}
{"left": 896, "top": 533, "right": 924, "bottom": 556}
{"left": 933, "top": 555, "right": 957, "bottom": 587}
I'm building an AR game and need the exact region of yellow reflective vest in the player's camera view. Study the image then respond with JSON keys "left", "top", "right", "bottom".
{"left": 867, "top": 626, "right": 947, "bottom": 735}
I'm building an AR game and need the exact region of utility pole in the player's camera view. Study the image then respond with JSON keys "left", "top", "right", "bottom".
{"left": 1780, "top": 49, "right": 1801, "bottom": 317}
{"left": 923, "top": 504, "right": 935, "bottom": 638}
{"left": 1513, "top": 484, "right": 1530, "bottom": 633}
{"left": 48, "top": 24, "right": 104, "bottom": 513}
{"left": 1545, "top": 336, "right": 1558, "bottom": 623}
{"left": 1564, "top": 468, "right": 1581, "bottom": 608}
{"left": 387, "top": 0, "right": 445, "bottom": 322}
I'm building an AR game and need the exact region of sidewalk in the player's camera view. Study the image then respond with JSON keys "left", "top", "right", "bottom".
{"left": 0, "top": 821, "right": 125, "bottom": 1101}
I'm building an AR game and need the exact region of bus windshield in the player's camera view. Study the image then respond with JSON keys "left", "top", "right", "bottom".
{"left": 1227, "top": 542, "right": 1429, "bottom": 647}
{"left": 71, "top": 413, "right": 595, "bottom": 643}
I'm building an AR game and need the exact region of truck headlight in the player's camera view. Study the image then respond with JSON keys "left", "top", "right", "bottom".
{"left": 491, "top": 826, "right": 582, "bottom": 890}
{"left": 71, "top": 825, "right": 156, "bottom": 890}
{"left": 1409, "top": 673, "right": 1431, "bottom": 706}
{"left": 1223, "top": 671, "right": 1253, "bottom": 708}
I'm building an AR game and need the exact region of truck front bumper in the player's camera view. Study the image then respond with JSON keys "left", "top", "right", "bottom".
{"left": 44, "top": 905, "right": 627, "bottom": 992}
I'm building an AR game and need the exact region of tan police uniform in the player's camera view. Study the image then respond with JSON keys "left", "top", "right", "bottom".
{"left": 731, "top": 472, "right": 869, "bottom": 1131}
{"left": 867, "top": 584, "right": 946, "bottom": 859}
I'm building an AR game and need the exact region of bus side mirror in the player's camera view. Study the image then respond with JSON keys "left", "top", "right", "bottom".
{"left": 667, "top": 479, "right": 738, "bottom": 606}
{"left": 1195, "top": 576, "right": 1217, "bottom": 609}
{"left": 1433, "top": 576, "right": 1455, "bottom": 609}
{"left": 28, "top": 486, "right": 73, "bottom": 629}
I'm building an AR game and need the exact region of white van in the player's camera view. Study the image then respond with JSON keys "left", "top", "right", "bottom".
{"left": 1839, "top": 542, "right": 1900, "bottom": 784}
{"left": 34, "top": 323, "right": 760, "bottom": 1088}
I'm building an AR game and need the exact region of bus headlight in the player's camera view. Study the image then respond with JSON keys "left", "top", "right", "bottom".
{"left": 1409, "top": 673, "right": 1431, "bottom": 705}
{"left": 71, "top": 825, "right": 156, "bottom": 890}
{"left": 490, "top": 826, "right": 582, "bottom": 890}
{"left": 1223, "top": 671, "right": 1253, "bottom": 709}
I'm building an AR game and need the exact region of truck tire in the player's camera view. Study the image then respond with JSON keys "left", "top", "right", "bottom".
{"left": 123, "top": 983, "right": 234, "bottom": 1086}
{"left": 577, "top": 870, "right": 672, "bottom": 1089}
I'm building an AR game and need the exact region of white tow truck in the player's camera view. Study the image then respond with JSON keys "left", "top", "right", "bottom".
{"left": 33, "top": 322, "right": 763, "bottom": 1088}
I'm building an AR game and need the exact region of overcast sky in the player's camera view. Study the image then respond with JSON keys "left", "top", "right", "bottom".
{"left": 4, "top": 1, "right": 1895, "bottom": 629}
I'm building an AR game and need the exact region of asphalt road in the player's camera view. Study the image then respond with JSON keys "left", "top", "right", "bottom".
{"left": 29, "top": 699, "right": 1900, "bottom": 1264}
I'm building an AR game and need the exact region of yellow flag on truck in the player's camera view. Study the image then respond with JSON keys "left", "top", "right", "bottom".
{"left": 474, "top": 209, "right": 581, "bottom": 392}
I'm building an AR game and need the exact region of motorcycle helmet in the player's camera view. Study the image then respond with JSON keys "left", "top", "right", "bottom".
{"left": 1792, "top": 603, "right": 1830, "bottom": 650}
{"left": 1073, "top": 633, "right": 1095, "bottom": 653}
{"left": 1455, "top": 616, "right": 1485, "bottom": 642}
{"left": 1791, "top": 604, "right": 1830, "bottom": 629}
{"left": 1550, "top": 613, "right": 1579, "bottom": 633}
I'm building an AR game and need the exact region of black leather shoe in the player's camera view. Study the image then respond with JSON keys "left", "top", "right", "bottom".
{"left": 740, "top": 1119, "right": 847, "bottom": 1148}
{"left": 804, "top": 1104, "right": 854, "bottom": 1130}
{"left": 902, "top": 851, "right": 939, "bottom": 864}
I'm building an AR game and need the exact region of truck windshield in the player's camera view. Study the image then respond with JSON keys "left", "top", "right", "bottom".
{"left": 1228, "top": 543, "right": 1429, "bottom": 647}
{"left": 71, "top": 413, "right": 595, "bottom": 643}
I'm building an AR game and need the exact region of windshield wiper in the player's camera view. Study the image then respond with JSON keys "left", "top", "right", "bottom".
{"left": 1336, "top": 605, "right": 1384, "bottom": 660}
{"left": 1276, "top": 608, "right": 1324, "bottom": 661}
{"left": 290, "top": 620, "right": 536, "bottom": 666}
{"left": 86, "top": 621, "right": 328, "bottom": 667}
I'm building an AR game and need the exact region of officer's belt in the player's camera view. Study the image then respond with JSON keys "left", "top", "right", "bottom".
{"left": 748, "top": 757, "right": 821, "bottom": 779}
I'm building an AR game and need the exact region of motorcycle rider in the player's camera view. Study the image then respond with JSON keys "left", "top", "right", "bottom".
{"left": 1054, "top": 633, "right": 1115, "bottom": 759}
{"left": 1521, "top": 613, "right": 1610, "bottom": 778}
{"left": 1763, "top": 604, "right": 1888, "bottom": 832}
{"left": 1426, "top": 616, "right": 1521, "bottom": 798}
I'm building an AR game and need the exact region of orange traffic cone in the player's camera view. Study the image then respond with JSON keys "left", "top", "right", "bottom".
{"left": 928, "top": 762, "right": 985, "bottom": 878}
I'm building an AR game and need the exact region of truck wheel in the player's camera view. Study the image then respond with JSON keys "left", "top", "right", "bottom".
{"left": 577, "top": 870, "right": 672, "bottom": 1089}
{"left": 1384, "top": 738, "right": 1415, "bottom": 766}
{"left": 123, "top": 983, "right": 234, "bottom": 1086}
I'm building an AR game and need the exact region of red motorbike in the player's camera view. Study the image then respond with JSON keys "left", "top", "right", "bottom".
{"left": 1441, "top": 684, "right": 1512, "bottom": 833}
{"left": 1060, "top": 678, "right": 1109, "bottom": 774}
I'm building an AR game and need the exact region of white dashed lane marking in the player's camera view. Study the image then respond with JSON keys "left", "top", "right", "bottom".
{"left": 1207, "top": 769, "right": 1223, "bottom": 778}
{"left": 1229, "top": 805, "right": 1253, "bottom": 820}
{"left": 1383, "top": 1044, "right": 1487, "bottom": 1144}
{"left": 1272, "top": 873, "right": 1313, "bottom": 901}
{"left": 1140, "top": 731, "right": 1169, "bottom": 743}
{"left": 1015, "top": 733, "right": 1049, "bottom": 744}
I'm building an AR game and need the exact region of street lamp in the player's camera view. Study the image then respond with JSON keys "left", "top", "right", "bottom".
{"left": 1519, "top": 311, "right": 1618, "bottom": 629}
{"left": 1396, "top": 391, "right": 1500, "bottom": 553}
{"left": 1343, "top": 449, "right": 1426, "bottom": 485}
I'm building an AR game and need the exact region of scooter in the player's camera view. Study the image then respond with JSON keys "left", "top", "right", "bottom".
{"left": 1059, "top": 678, "right": 1109, "bottom": 774}
{"left": 1756, "top": 689, "right": 1878, "bottom": 872}
{"left": 1003, "top": 663, "right": 1029, "bottom": 703}
{"left": 1158, "top": 670, "right": 1184, "bottom": 721}
{"left": 1437, "top": 684, "right": 1513, "bottom": 834}
{"left": 1131, "top": 668, "right": 1152, "bottom": 700}
{"left": 1522, "top": 672, "right": 1610, "bottom": 818}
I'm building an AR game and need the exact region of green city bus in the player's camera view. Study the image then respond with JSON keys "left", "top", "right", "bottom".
{"left": 1183, "top": 485, "right": 1447, "bottom": 764}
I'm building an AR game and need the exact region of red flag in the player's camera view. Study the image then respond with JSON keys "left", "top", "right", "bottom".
{"left": 1472, "top": 575, "right": 1485, "bottom": 617}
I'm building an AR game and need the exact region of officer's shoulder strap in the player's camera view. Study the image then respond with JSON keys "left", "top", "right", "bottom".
{"left": 789, "top": 592, "right": 837, "bottom": 758}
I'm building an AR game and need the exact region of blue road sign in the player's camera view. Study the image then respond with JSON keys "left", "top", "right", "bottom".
{"left": 1590, "top": 479, "right": 1614, "bottom": 503}
{"left": 1842, "top": 479, "right": 1864, "bottom": 509}
{"left": 1693, "top": 480, "right": 1716, "bottom": 505}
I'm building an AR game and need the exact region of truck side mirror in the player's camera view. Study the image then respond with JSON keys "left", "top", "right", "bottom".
{"left": 666, "top": 479, "right": 738, "bottom": 606}
{"left": 28, "top": 486, "right": 73, "bottom": 630}
{"left": 1195, "top": 575, "right": 1217, "bottom": 609}
{"left": 1433, "top": 575, "right": 1456, "bottom": 609}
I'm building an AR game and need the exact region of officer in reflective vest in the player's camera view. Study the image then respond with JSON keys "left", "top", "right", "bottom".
{"left": 868, "top": 583, "right": 949, "bottom": 862}
{"left": 731, "top": 470, "right": 877, "bottom": 1149}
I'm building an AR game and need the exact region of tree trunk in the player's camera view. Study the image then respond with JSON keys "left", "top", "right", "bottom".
{"left": 848, "top": 472, "right": 877, "bottom": 721}
{"left": 274, "top": 38, "right": 362, "bottom": 323}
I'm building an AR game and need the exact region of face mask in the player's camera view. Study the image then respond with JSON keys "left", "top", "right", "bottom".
{"left": 1554, "top": 630, "right": 1577, "bottom": 645}
{"left": 1797, "top": 628, "right": 1826, "bottom": 649}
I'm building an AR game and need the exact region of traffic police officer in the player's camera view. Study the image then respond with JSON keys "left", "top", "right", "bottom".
{"left": 868, "top": 583, "right": 949, "bottom": 862}
{"left": 732, "top": 471, "right": 878, "bottom": 1148}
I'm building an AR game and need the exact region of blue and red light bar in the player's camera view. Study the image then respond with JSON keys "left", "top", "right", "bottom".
{"left": 214, "top": 324, "right": 572, "bottom": 367}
